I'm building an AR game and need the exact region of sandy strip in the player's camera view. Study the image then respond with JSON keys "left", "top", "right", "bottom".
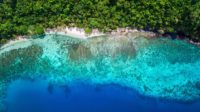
{"left": 45, "top": 27, "right": 106, "bottom": 39}
{"left": 45, "top": 27, "right": 156, "bottom": 39}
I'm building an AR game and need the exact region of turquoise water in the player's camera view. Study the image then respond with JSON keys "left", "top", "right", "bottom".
{"left": 0, "top": 34, "right": 200, "bottom": 111}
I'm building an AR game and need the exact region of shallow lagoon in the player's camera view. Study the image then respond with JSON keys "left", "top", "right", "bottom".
{"left": 0, "top": 34, "right": 200, "bottom": 112}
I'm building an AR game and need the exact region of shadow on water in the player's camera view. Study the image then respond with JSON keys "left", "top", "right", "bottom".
{"left": 4, "top": 79, "right": 200, "bottom": 112}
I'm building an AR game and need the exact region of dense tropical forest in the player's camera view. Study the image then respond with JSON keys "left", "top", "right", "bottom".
{"left": 0, "top": 0, "right": 200, "bottom": 44}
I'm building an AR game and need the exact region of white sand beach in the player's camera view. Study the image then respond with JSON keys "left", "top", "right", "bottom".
{"left": 45, "top": 27, "right": 105, "bottom": 39}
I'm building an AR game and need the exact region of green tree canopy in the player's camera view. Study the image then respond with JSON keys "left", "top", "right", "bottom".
{"left": 0, "top": 0, "right": 200, "bottom": 43}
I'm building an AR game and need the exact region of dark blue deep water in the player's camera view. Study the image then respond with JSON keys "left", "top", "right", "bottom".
{"left": 5, "top": 79, "right": 200, "bottom": 112}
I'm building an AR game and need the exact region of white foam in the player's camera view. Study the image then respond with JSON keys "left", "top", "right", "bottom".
{"left": 0, "top": 39, "right": 32, "bottom": 55}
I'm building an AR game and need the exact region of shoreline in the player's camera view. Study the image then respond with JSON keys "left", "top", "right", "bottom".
{"left": 45, "top": 27, "right": 200, "bottom": 46}
{"left": 44, "top": 27, "right": 157, "bottom": 39}
{"left": 0, "top": 27, "right": 157, "bottom": 48}
{"left": 1, "top": 27, "right": 200, "bottom": 48}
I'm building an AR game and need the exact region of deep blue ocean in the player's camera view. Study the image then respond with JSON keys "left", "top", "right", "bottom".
{"left": 5, "top": 79, "right": 200, "bottom": 112}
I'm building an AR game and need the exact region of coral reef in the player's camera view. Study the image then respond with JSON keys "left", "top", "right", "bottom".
{"left": 0, "top": 34, "right": 200, "bottom": 104}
